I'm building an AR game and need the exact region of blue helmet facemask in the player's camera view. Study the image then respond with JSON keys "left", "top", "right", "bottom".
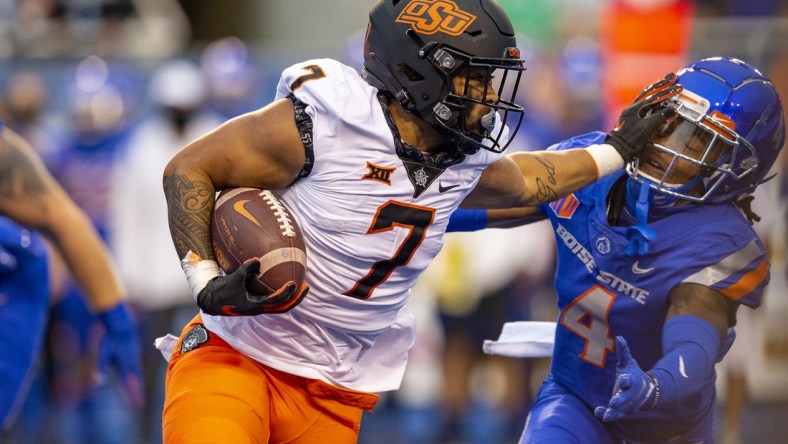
{"left": 623, "top": 95, "right": 723, "bottom": 255}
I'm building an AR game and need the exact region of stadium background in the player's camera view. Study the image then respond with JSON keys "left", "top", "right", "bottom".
{"left": 0, "top": 0, "right": 786, "bottom": 443}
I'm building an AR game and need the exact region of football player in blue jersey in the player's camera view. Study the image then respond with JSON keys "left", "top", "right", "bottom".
{"left": 448, "top": 56, "right": 785, "bottom": 443}
{"left": 0, "top": 122, "right": 143, "bottom": 436}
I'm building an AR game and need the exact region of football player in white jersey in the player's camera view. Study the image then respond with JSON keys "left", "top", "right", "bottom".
{"left": 161, "top": 1, "right": 679, "bottom": 442}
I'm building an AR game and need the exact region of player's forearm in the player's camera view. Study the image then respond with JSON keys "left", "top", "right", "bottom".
{"left": 646, "top": 315, "right": 721, "bottom": 408}
{"left": 510, "top": 148, "right": 618, "bottom": 206}
{"left": 644, "top": 285, "right": 731, "bottom": 407}
{"left": 163, "top": 165, "right": 217, "bottom": 262}
{"left": 46, "top": 201, "right": 126, "bottom": 312}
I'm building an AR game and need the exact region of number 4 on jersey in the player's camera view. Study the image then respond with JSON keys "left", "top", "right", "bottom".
{"left": 560, "top": 285, "right": 616, "bottom": 367}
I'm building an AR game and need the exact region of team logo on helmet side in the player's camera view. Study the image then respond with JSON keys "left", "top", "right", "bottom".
{"left": 395, "top": 0, "right": 477, "bottom": 36}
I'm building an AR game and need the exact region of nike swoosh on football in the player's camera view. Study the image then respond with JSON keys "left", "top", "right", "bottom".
{"left": 233, "top": 200, "right": 262, "bottom": 228}
{"left": 631, "top": 261, "right": 654, "bottom": 274}
{"left": 438, "top": 182, "right": 460, "bottom": 193}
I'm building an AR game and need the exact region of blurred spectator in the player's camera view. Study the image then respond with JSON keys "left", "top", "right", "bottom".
{"left": 38, "top": 55, "right": 140, "bottom": 444}
{"left": 411, "top": 222, "right": 557, "bottom": 443}
{"left": 0, "top": 70, "right": 59, "bottom": 161}
{"left": 512, "top": 35, "right": 604, "bottom": 152}
{"left": 48, "top": 55, "right": 137, "bottom": 235}
{"left": 6, "top": 0, "right": 190, "bottom": 58}
{"left": 199, "top": 36, "right": 264, "bottom": 119}
{"left": 109, "top": 58, "right": 223, "bottom": 444}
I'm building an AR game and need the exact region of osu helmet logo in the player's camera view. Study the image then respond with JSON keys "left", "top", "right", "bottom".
{"left": 395, "top": 0, "right": 477, "bottom": 36}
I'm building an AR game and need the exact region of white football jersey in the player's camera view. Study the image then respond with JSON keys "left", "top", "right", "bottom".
{"left": 202, "top": 58, "right": 507, "bottom": 392}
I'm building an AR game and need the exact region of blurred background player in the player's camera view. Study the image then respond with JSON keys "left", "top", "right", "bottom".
{"left": 0, "top": 119, "right": 142, "bottom": 439}
{"left": 0, "top": 70, "right": 59, "bottom": 162}
{"left": 449, "top": 56, "right": 785, "bottom": 443}
{"left": 34, "top": 55, "right": 143, "bottom": 444}
{"left": 199, "top": 36, "right": 264, "bottom": 119}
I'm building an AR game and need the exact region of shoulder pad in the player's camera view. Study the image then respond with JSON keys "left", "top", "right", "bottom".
{"left": 275, "top": 59, "right": 367, "bottom": 118}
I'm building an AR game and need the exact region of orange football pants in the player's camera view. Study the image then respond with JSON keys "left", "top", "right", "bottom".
{"left": 162, "top": 315, "right": 379, "bottom": 443}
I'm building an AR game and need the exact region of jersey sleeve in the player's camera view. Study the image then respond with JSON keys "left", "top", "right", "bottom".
{"left": 680, "top": 237, "right": 769, "bottom": 308}
{"left": 546, "top": 131, "right": 608, "bottom": 152}
{"left": 274, "top": 59, "right": 382, "bottom": 181}
{"left": 275, "top": 58, "right": 359, "bottom": 128}
{"left": 667, "top": 201, "right": 770, "bottom": 309}
{"left": 274, "top": 60, "right": 346, "bottom": 179}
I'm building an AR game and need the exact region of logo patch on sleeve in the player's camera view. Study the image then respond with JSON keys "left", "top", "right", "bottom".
{"left": 550, "top": 194, "right": 579, "bottom": 219}
{"left": 180, "top": 324, "right": 210, "bottom": 354}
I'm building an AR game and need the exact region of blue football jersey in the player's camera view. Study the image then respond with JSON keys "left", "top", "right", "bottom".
{"left": 0, "top": 119, "right": 52, "bottom": 428}
{"left": 0, "top": 219, "right": 50, "bottom": 428}
{"left": 538, "top": 132, "right": 769, "bottom": 440}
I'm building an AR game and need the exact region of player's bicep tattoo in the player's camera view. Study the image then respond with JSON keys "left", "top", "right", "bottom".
{"left": 534, "top": 156, "right": 558, "bottom": 203}
{"left": 163, "top": 174, "right": 215, "bottom": 260}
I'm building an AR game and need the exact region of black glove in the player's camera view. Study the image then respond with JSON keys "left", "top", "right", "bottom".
{"left": 606, "top": 73, "right": 683, "bottom": 162}
{"left": 196, "top": 260, "right": 310, "bottom": 316}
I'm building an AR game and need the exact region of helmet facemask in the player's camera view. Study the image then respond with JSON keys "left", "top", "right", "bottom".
{"left": 429, "top": 46, "right": 525, "bottom": 154}
{"left": 626, "top": 89, "right": 759, "bottom": 205}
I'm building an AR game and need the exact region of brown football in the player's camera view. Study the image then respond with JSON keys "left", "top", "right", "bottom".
{"left": 211, "top": 188, "right": 307, "bottom": 294}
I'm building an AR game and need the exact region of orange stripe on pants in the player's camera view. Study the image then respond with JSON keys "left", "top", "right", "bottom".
{"left": 162, "top": 315, "right": 379, "bottom": 443}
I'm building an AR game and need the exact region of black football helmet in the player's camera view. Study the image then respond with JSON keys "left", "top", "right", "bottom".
{"left": 363, "top": 0, "right": 525, "bottom": 154}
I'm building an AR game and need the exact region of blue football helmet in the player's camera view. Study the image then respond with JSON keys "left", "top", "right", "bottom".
{"left": 627, "top": 57, "right": 785, "bottom": 204}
